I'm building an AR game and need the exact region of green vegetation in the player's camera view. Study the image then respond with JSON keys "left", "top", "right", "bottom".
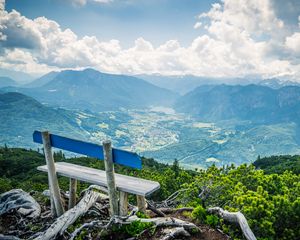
{"left": 117, "top": 220, "right": 153, "bottom": 237}
{"left": 254, "top": 155, "right": 300, "bottom": 174}
{"left": 0, "top": 147, "right": 299, "bottom": 239}
{"left": 2, "top": 90, "right": 300, "bottom": 170}
{"left": 180, "top": 164, "right": 300, "bottom": 239}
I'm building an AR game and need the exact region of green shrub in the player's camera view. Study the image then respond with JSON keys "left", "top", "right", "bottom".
{"left": 191, "top": 205, "right": 207, "bottom": 223}
{"left": 205, "top": 214, "right": 219, "bottom": 228}
{"left": 120, "top": 220, "right": 153, "bottom": 237}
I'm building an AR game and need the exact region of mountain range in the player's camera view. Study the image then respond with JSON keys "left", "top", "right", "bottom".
{"left": 0, "top": 77, "right": 18, "bottom": 88}
{"left": 138, "top": 74, "right": 300, "bottom": 95}
{"left": 2, "top": 69, "right": 178, "bottom": 111}
{"left": 2, "top": 68, "right": 300, "bottom": 167}
{"left": 175, "top": 84, "right": 300, "bottom": 124}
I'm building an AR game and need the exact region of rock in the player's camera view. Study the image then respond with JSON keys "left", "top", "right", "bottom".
{"left": 0, "top": 189, "right": 41, "bottom": 218}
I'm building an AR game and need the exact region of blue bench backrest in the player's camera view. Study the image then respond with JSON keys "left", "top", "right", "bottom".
{"left": 33, "top": 130, "right": 142, "bottom": 169}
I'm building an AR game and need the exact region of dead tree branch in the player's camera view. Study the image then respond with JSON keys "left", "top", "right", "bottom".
{"left": 208, "top": 207, "right": 256, "bottom": 240}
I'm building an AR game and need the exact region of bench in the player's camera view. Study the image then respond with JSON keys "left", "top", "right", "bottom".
{"left": 37, "top": 162, "right": 160, "bottom": 196}
{"left": 33, "top": 130, "right": 160, "bottom": 217}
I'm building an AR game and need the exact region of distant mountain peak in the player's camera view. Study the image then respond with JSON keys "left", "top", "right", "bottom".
{"left": 0, "top": 76, "right": 18, "bottom": 88}
{"left": 2, "top": 68, "right": 179, "bottom": 111}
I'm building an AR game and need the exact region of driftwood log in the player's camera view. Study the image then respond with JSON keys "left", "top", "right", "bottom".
{"left": 0, "top": 189, "right": 41, "bottom": 218}
{"left": 34, "top": 189, "right": 108, "bottom": 240}
{"left": 161, "top": 227, "right": 191, "bottom": 240}
{"left": 208, "top": 207, "right": 256, "bottom": 240}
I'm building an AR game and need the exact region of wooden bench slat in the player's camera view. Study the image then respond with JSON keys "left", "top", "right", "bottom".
{"left": 37, "top": 162, "right": 160, "bottom": 196}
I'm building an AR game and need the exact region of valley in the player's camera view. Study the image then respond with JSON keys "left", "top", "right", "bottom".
{"left": 2, "top": 69, "right": 300, "bottom": 169}
{"left": 1, "top": 91, "right": 300, "bottom": 169}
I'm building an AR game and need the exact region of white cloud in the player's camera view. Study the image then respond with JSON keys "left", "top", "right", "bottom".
{"left": 0, "top": 0, "right": 300, "bottom": 80}
{"left": 0, "top": 0, "right": 4, "bottom": 11}
{"left": 193, "top": 22, "right": 202, "bottom": 29}
{"left": 285, "top": 32, "right": 300, "bottom": 53}
{"left": 69, "top": 0, "right": 113, "bottom": 7}
{"left": 93, "top": 0, "right": 113, "bottom": 3}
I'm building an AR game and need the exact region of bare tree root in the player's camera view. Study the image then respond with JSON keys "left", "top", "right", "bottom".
{"left": 161, "top": 227, "right": 191, "bottom": 240}
{"left": 33, "top": 189, "right": 108, "bottom": 240}
{"left": 208, "top": 207, "right": 256, "bottom": 240}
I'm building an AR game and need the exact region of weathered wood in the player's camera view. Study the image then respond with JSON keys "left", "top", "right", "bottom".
{"left": 37, "top": 162, "right": 160, "bottom": 196}
{"left": 49, "top": 195, "right": 56, "bottom": 217}
{"left": 161, "top": 227, "right": 191, "bottom": 240}
{"left": 103, "top": 140, "right": 118, "bottom": 216}
{"left": 41, "top": 131, "right": 64, "bottom": 217}
{"left": 137, "top": 195, "right": 147, "bottom": 213}
{"left": 208, "top": 207, "right": 256, "bottom": 240}
{"left": 147, "top": 201, "right": 166, "bottom": 217}
{"left": 68, "top": 178, "right": 77, "bottom": 209}
{"left": 116, "top": 215, "right": 199, "bottom": 232}
{"left": 34, "top": 190, "right": 107, "bottom": 240}
{"left": 119, "top": 191, "right": 128, "bottom": 216}
{"left": 0, "top": 189, "right": 41, "bottom": 218}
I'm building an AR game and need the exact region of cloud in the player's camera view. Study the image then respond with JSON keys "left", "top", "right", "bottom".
{"left": 69, "top": 0, "right": 113, "bottom": 7}
{"left": 0, "top": 0, "right": 300, "bottom": 80}
{"left": 193, "top": 22, "right": 202, "bottom": 29}
{"left": 0, "top": 10, "right": 43, "bottom": 49}
{"left": 285, "top": 32, "right": 300, "bottom": 53}
{"left": 93, "top": 0, "right": 113, "bottom": 3}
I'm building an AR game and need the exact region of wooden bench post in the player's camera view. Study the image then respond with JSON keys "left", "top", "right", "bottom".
{"left": 41, "top": 131, "right": 65, "bottom": 217}
{"left": 119, "top": 191, "right": 128, "bottom": 216}
{"left": 103, "top": 140, "right": 119, "bottom": 216}
{"left": 68, "top": 178, "right": 77, "bottom": 209}
{"left": 137, "top": 195, "right": 147, "bottom": 213}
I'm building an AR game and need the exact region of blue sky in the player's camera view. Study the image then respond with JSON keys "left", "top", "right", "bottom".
{"left": 5, "top": 0, "right": 215, "bottom": 47}
{"left": 1, "top": 0, "right": 300, "bottom": 80}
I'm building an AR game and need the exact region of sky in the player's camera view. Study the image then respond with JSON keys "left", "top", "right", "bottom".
{"left": 0, "top": 0, "right": 300, "bottom": 80}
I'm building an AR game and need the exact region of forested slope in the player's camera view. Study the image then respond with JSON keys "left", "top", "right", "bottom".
{"left": 0, "top": 147, "right": 299, "bottom": 239}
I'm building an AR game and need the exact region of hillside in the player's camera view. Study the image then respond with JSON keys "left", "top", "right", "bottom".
{"left": 0, "top": 147, "right": 299, "bottom": 239}
{"left": 253, "top": 155, "right": 300, "bottom": 174}
{"left": 0, "top": 92, "right": 89, "bottom": 147}
{"left": 3, "top": 69, "right": 179, "bottom": 111}
{"left": 138, "top": 75, "right": 263, "bottom": 95}
{"left": 24, "top": 71, "right": 59, "bottom": 88}
{"left": 0, "top": 76, "right": 18, "bottom": 88}
{"left": 174, "top": 84, "right": 300, "bottom": 124}
{"left": 2, "top": 91, "right": 300, "bottom": 169}
{"left": 0, "top": 68, "right": 34, "bottom": 83}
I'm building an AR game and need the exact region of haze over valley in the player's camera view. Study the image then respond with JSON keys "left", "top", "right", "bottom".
{"left": 2, "top": 68, "right": 300, "bottom": 169}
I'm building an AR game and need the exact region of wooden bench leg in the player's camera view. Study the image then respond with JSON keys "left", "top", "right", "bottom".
{"left": 42, "top": 131, "right": 65, "bottom": 217}
{"left": 119, "top": 191, "right": 128, "bottom": 216}
{"left": 137, "top": 195, "right": 147, "bottom": 213}
{"left": 103, "top": 141, "right": 119, "bottom": 216}
{"left": 49, "top": 193, "right": 56, "bottom": 217}
{"left": 68, "top": 178, "right": 77, "bottom": 209}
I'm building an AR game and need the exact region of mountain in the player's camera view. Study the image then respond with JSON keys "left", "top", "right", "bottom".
{"left": 0, "top": 68, "right": 35, "bottom": 83}
{"left": 0, "top": 92, "right": 89, "bottom": 147}
{"left": 3, "top": 69, "right": 179, "bottom": 111}
{"left": 0, "top": 77, "right": 18, "bottom": 88}
{"left": 258, "top": 78, "right": 300, "bottom": 89}
{"left": 174, "top": 84, "right": 300, "bottom": 124}
{"left": 138, "top": 75, "right": 261, "bottom": 95}
{"left": 137, "top": 75, "right": 220, "bottom": 95}
{"left": 24, "top": 71, "right": 59, "bottom": 88}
